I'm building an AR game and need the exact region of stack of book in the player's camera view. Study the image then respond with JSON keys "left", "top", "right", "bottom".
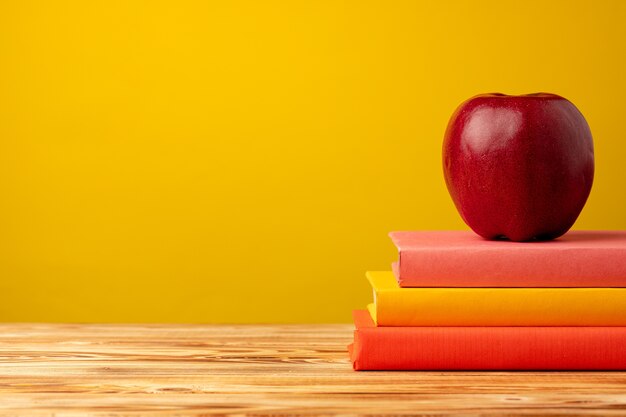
{"left": 349, "top": 230, "right": 626, "bottom": 370}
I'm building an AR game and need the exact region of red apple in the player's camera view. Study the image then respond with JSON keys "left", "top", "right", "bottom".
{"left": 442, "top": 93, "right": 594, "bottom": 242}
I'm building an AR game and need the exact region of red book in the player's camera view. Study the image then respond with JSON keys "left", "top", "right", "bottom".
{"left": 390, "top": 230, "right": 626, "bottom": 287}
{"left": 349, "top": 310, "right": 626, "bottom": 370}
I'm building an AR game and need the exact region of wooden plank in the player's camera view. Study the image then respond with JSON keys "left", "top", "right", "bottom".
{"left": 1, "top": 323, "right": 626, "bottom": 415}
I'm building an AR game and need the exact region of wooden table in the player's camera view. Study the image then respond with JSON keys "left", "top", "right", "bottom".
{"left": 1, "top": 323, "right": 626, "bottom": 416}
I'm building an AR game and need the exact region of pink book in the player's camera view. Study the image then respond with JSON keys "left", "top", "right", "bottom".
{"left": 390, "top": 230, "right": 626, "bottom": 287}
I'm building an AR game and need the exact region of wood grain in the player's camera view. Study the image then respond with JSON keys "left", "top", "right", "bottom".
{"left": 1, "top": 323, "right": 626, "bottom": 416}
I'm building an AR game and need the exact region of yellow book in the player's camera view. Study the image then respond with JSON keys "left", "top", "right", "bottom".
{"left": 367, "top": 271, "right": 626, "bottom": 326}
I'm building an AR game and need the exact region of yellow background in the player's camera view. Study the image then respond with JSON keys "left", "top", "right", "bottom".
{"left": 1, "top": 1, "right": 625, "bottom": 323}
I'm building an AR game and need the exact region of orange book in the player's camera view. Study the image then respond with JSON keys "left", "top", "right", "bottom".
{"left": 367, "top": 271, "right": 626, "bottom": 326}
{"left": 349, "top": 310, "right": 626, "bottom": 370}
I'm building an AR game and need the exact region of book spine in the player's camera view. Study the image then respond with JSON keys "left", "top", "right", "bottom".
{"left": 351, "top": 313, "right": 626, "bottom": 371}
{"left": 374, "top": 286, "right": 626, "bottom": 326}
{"left": 396, "top": 247, "right": 626, "bottom": 287}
